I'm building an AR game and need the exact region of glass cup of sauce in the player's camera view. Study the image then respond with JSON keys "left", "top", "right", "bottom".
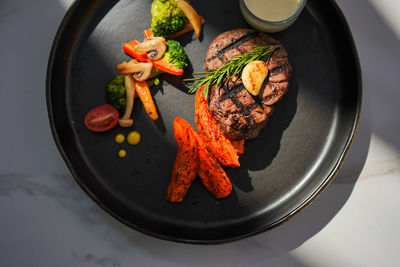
{"left": 240, "top": 0, "right": 307, "bottom": 32}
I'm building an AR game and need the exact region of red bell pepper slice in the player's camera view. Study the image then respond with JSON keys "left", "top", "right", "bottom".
{"left": 152, "top": 60, "right": 184, "bottom": 75}
{"left": 122, "top": 40, "right": 149, "bottom": 62}
{"left": 144, "top": 28, "right": 154, "bottom": 39}
{"left": 122, "top": 39, "right": 184, "bottom": 76}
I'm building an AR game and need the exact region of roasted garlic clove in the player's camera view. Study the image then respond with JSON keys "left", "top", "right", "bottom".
{"left": 241, "top": 60, "right": 269, "bottom": 96}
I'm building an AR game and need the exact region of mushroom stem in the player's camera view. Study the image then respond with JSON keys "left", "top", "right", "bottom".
{"left": 116, "top": 61, "right": 153, "bottom": 81}
{"left": 119, "top": 75, "right": 135, "bottom": 127}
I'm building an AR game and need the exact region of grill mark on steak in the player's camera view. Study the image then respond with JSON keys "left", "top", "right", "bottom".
{"left": 270, "top": 65, "right": 287, "bottom": 75}
{"left": 219, "top": 84, "right": 244, "bottom": 102}
{"left": 217, "top": 83, "right": 263, "bottom": 118}
{"left": 222, "top": 84, "right": 252, "bottom": 116}
{"left": 205, "top": 29, "right": 291, "bottom": 139}
{"left": 206, "top": 32, "right": 259, "bottom": 62}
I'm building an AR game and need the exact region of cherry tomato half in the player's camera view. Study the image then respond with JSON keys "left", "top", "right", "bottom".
{"left": 84, "top": 104, "right": 119, "bottom": 132}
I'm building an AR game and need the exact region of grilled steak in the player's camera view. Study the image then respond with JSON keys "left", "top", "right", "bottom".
{"left": 205, "top": 29, "right": 291, "bottom": 139}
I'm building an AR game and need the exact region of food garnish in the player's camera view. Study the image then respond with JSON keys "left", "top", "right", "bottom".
{"left": 175, "top": 0, "right": 202, "bottom": 38}
{"left": 134, "top": 37, "right": 166, "bottom": 60}
{"left": 114, "top": 134, "right": 125, "bottom": 144}
{"left": 195, "top": 86, "right": 240, "bottom": 167}
{"left": 187, "top": 121, "right": 232, "bottom": 199}
{"left": 185, "top": 45, "right": 273, "bottom": 99}
{"left": 135, "top": 81, "right": 158, "bottom": 120}
{"left": 123, "top": 40, "right": 149, "bottom": 62}
{"left": 123, "top": 39, "right": 186, "bottom": 75}
{"left": 84, "top": 104, "right": 119, "bottom": 132}
{"left": 168, "top": 16, "right": 205, "bottom": 39}
{"left": 118, "top": 149, "right": 127, "bottom": 158}
{"left": 151, "top": 0, "right": 187, "bottom": 38}
{"left": 146, "top": 77, "right": 160, "bottom": 87}
{"left": 106, "top": 76, "right": 159, "bottom": 109}
{"left": 105, "top": 75, "right": 127, "bottom": 111}
{"left": 229, "top": 139, "right": 245, "bottom": 155}
{"left": 144, "top": 28, "right": 154, "bottom": 39}
{"left": 127, "top": 131, "right": 141, "bottom": 146}
{"left": 116, "top": 60, "right": 153, "bottom": 81}
{"left": 118, "top": 75, "right": 136, "bottom": 127}
{"left": 163, "top": 39, "right": 188, "bottom": 69}
{"left": 166, "top": 117, "right": 232, "bottom": 202}
{"left": 150, "top": 0, "right": 204, "bottom": 39}
{"left": 241, "top": 60, "right": 269, "bottom": 96}
{"left": 166, "top": 117, "right": 199, "bottom": 202}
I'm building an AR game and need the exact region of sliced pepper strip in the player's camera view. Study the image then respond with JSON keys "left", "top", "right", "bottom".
{"left": 123, "top": 40, "right": 149, "bottom": 62}
{"left": 123, "top": 40, "right": 184, "bottom": 76}
{"left": 144, "top": 28, "right": 154, "bottom": 38}
{"left": 152, "top": 59, "right": 184, "bottom": 75}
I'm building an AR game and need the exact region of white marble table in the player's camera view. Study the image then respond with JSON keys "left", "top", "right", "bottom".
{"left": 1, "top": 0, "right": 399, "bottom": 266}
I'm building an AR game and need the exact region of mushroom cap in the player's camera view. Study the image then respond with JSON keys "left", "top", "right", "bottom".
{"left": 135, "top": 37, "right": 166, "bottom": 61}
{"left": 116, "top": 61, "right": 153, "bottom": 81}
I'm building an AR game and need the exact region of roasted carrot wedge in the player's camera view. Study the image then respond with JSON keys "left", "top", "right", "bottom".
{"left": 186, "top": 125, "right": 232, "bottom": 199}
{"left": 135, "top": 81, "right": 158, "bottom": 120}
{"left": 229, "top": 139, "right": 245, "bottom": 154}
{"left": 175, "top": 118, "right": 232, "bottom": 198}
{"left": 195, "top": 86, "right": 240, "bottom": 167}
{"left": 166, "top": 117, "right": 199, "bottom": 202}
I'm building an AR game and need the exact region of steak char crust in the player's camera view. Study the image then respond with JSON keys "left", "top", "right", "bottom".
{"left": 205, "top": 29, "right": 291, "bottom": 139}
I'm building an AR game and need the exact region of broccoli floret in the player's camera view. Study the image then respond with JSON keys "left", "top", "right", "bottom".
{"left": 149, "top": 68, "right": 164, "bottom": 79}
{"left": 105, "top": 75, "right": 160, "bottom": 110}
{"left": 151, "top": 0, "right": 186, "bottom": 37}
{"left": 163, "top": 39, "right": 188, "bottom": 69}
{"left": 105, "top": 75, "right": 126, "bottom": 111}
{"left": 148, "top": 40, "right": 188, "bottom": 78}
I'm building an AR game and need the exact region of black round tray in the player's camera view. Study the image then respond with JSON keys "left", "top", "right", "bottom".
{"left": 46, "top": 0, "right": 361, "bottom": 244}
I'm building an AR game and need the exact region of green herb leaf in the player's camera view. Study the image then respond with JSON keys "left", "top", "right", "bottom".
{"left": 184, "top": 45, "right": 273, "bottom": 99}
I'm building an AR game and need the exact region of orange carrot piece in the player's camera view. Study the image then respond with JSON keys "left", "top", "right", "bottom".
{"left": 135, "top": 81, "right": 158, "bottom": 120}
{"left": 194, "top": 86, "right": 240, "bottom": 167}
{"left": 185, "top": 124, "right": 232, "bottom": 199}
{"left": 176, "top": 118, "right": 232, "bottom": 198}
{"left": 144, "top": 28, "right": 154, "bottom": 38}
{"left": 229, "top": 139, "right": 245, "bottom": 154}
{"left": 166, "top": 117, "right": 199, "bottom": 202}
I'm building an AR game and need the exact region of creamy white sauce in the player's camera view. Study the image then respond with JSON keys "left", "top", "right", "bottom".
{"left": 245, "top": 0, "right": 301, "bottom": 22}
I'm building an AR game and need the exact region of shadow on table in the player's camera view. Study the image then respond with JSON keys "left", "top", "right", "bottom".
{"left": 339, "top": 0, "right": 400, "bottom": 151}
{"left": 93, "top": 0, "right": 376, "bottom": 264}
{"left": 42, "top": 0, "right": 400, "bottom": 265}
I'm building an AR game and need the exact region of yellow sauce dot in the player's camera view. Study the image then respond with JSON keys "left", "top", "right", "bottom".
{"left": 118, "top": 149, "right": 127, "bottom": 158}
{"left": 114, "top": 133, "right": 125, "bottom": 144}
{"left": 127, "top": 131, "right": 141, "bottom": 146}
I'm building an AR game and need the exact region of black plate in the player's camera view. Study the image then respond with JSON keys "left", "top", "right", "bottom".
{"left": 46, "top": 0, "right": 361, "bottom": 244}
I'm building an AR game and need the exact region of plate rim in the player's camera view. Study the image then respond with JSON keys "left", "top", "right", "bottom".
{"left": 46, "top": 0, "right": 362, "bottom": 244}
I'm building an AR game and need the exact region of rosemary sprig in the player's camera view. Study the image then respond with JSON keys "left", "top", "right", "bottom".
{"left": 184, "top": 45, "right": 273, "bottom": 99}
